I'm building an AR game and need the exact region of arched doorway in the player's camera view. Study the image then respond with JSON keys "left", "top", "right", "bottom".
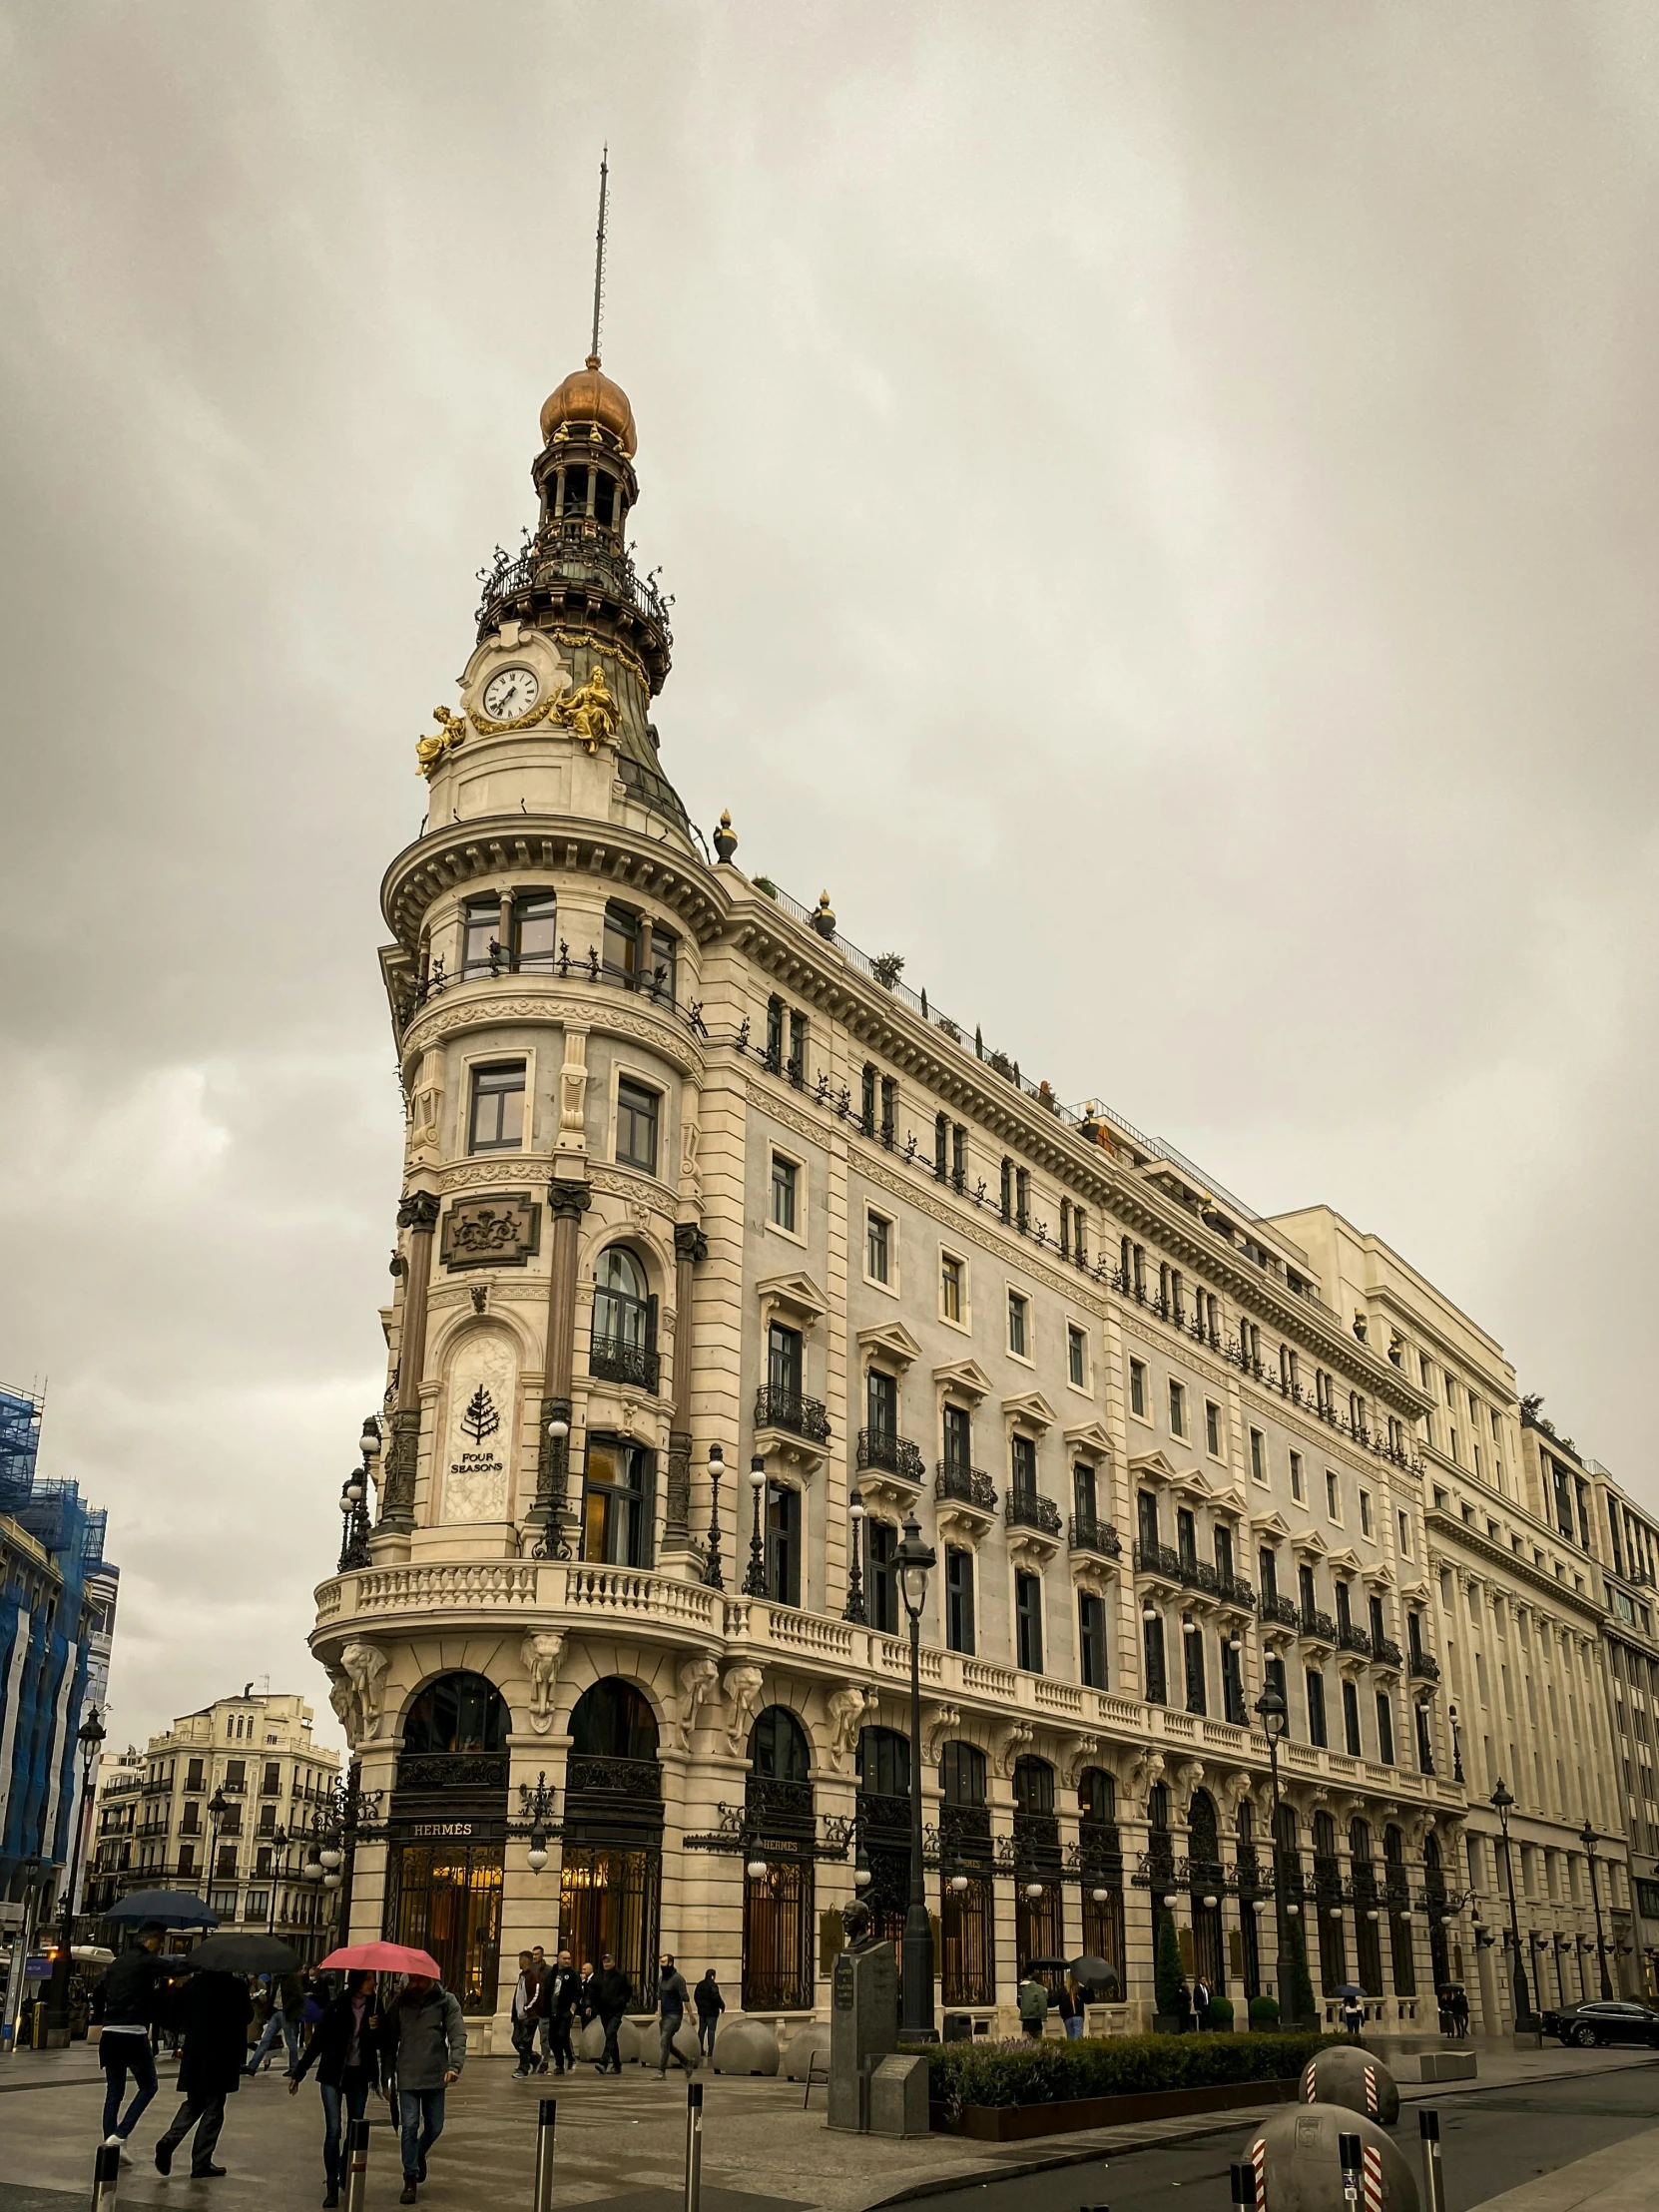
{"left": 1078, "top": 1769, "right": 1125, "bottom": 1992}
{"left": 561, "top": 1679, "right": 662, "bottom": 2004}
{"left": 855, "top": 1726, "right": 911, "bottom": 1956}
{"left": 743, "top": 1707, "right": 814, "bottom": 2011}
{"left": 1188, "top": 1790, "right": 1226, "bottom": 1994}
{"left": 1013, "top": 1756, "right": 1062, "bottom": 1981}
{"left": 939, "top": 1742, "right": 994, "bottom": 2005}
{"left": 384, "top": 1671, "right": 509, "bottom": 2014}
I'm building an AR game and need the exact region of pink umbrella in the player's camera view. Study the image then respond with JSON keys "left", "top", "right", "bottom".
{"left": 316, "top": 1942, "right": 442, "bottom": 1976}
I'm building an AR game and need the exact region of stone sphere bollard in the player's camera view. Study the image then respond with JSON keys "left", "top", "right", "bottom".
{"left": 781, "top": 2021, "right": 832, "bottom": 2081}
{"left": 577, "top": 2016, "right": 644, "bottom": 2064}
{"left": 1242, "top": 2104, "right": 1419, "bottom": 2212}
{"left": 1299, "top": 2045, "right": 1401, "bottom": 2126}
{"left": 710, "top": 2017, "right": 781, "bottom": 2076}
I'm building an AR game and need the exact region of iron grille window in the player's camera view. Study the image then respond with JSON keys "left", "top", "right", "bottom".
{"left": 1015, "top": 1572, "right": 1043, "bottom": 1673}
{"left": 944, "top": 1546, "right": 975, "bottom": 1655}
{"left": 1078, "top": 1592, "right": 1108, "bottom": 1689}
{"left": 616, "top": 1080, "right": 659, "bottom": 1174}
{"left": 469, "top": 1061, "right": 526, "bottom": 1153}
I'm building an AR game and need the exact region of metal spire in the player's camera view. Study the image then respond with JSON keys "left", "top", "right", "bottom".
{"left": 589, "top": 146, "right": 609, "bottom": 365}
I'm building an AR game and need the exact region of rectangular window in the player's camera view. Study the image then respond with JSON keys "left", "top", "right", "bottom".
{"left": 1143, "top": 1609, "right": 1167, "bottom": 1704}
{"left": 1342, "top": 1678, "right": 1363, "bottom": 1757}
{"left": 1207, "top": 1400, "right": 1223, "bottom": 1456}
{"left": 1258, "top": 1546, "right": 1278, "bottom": 1603}
{"left": 1326, "top": 1468, "right": 1341, "bottom": 1521}
{"left": 942, "top": 1403, "right": 971, "bottom": 1473}
{"left": 1129, "top": 1359, "right": 1148, "bottom": 1418}
{"left": 1177, "top": 1506, "right": 1198, "bottom": 1571}
{"left": 1289, "top": 1450, "right": 1305, "bottom": 1502}
{"left": 1137, "top": 1489, "right": 1160, "bottom": 1552}
{"left": 581, "top": 1435, "right": 656, "bottom": 1569}
{"left": 1397, "top": 1509, "right": 1411, "bottom": 1557}
{"left": 867, "top": 1517, "right": 898, "bottom": 1635}
{"left": 860, "top": 1063, "right": 877, "bottom": 1134}
{"left": 513, "top": 889, "right": 559, "bottom": 972}
{"left": 615, "top": 1077, "right": 660, "bottom": 1173}
{"left": 1250, "top": 1427, "right": 1266, "bottom": 1483}
{"left": 788, "top": 1010, "right": 808, "bottom": 1085}
{"left": 766, "top": 1480, "right": 802, "bottom": 1607}
{"left": 1306, "top": 1668, "right": 1328, "bottom": 1748}
{"left": 186, "top": 1759, "right": 205, "bottom": 1793}
{"left": 1073, "top": 1459, "right": 1098, "bottom": 1527}
{"left": 1184, "top": 1621, "right": 1207, "bottom": 1714}
{"left": 1015, "top": 1572, "right": 1044, "bottom": 1673}
{"left": 1214, "top": 1520, "right": 1235, "bottom": 1582}
{"left": 1168, "top": 1380, "right": 1187, "bottom": 1438}
{"left": 1369, "top": 1592, "right": 1385, "bottom": 1646}
{"left": 468, "top": 1060, "right": 526, "bottom": 1153}
{"left": 1078, "top": 1592, "right": 1108, "bottom": 1688}
{"left": 1360, "top": 1489, "right": 1373, "bottom": 1537}
{"left": 262, "top": 1762, "right": 280, "bottom": 1798}
{"left": 1067, "top": 1326, "right": 1086, "bottom": 1388}
{"left": 879, "top": 1075, "right": 897, "bottom": 1148}
{"left": 767, "top": 1322, "right": 803, "bottom": 1401}
{"left": 951, "top": 1123, "right": 967, "bottom": 1190}
{"left": 1222, "top": 1637, "right": 1246, "bottom": 1724}
{"left": 940, "top": 1253, "right": 964, "bottom": 1324}
{"left": 865, "top": 1210, "right": 890, "bottom": 1284}
{"left": 944, "top": 1545, "right": 975, "bottom": 1654}
{"left": 1007, "top": 1290, "right": 1029, "bottom": 1358}
{"left": 1375, "top": 1691, "right": 1395, "bottom": 1766}
{"left": 461, "top": 895, "right": 502, "bottom": 976}
{"left": 1010, "top": 1433, "right": 1037, "bottom": 1501}
{"left": 770, "top": 1152, "right": 799, "bottom": 1232}
{"left": 866, "top": 1367, "right": 897, "bottom": 1441}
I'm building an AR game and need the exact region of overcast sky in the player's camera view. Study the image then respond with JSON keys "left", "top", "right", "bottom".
{"left": 2, "top": 3, "right": 1655, "bottom": 1755}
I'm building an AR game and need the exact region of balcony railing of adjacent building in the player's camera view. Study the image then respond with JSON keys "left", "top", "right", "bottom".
{"left": 1215, "top": 1572, "right": 1256, "bottom": 1612}
{"left": 1299, "top": 1608, "right": 1338, "bottom": 1644}
{"left": 1409, "top": 1651, "right": 1441, "bottom": 1682}
{"left": 856, "top": 1430, "right": 926, "bottom": 1484}
{"left": 1005, "top": 1489, "right": 1062, "bottom": 1538}
{"left": 754, "top": 1387, "right": 831, "bottom": 1444}
{"left": 935, "top": 1461, "right": 996, "bottom": 1512}
{"left": 1069, "top": 1514, "right": 1122, "bottom": 1559}
{"left": 1260, "top": 1592, "right": 1300, "bottom": 1630}
{"left": 590, "top": 1335, "right": 662, "bottom": 1393}
{"left": 1337, "top": 1623, "right": 1374, "bottom": 1658}
{"left": 1373, "top": 1636, "right": 1404, "bottom": 1668}
{"left": 1133, "top": 1539, "right": 1184, "bottom": 1580}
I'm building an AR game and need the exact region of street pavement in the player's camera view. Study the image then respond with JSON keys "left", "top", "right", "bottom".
{"left": 0, "top": 2043, "right": 1653, "bottom": 2212}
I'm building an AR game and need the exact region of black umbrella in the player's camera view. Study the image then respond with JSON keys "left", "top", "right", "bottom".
{"left": 183, "top": 1934, "right": 301, "bottom": 1974}
{"left": 1022, "top": 1955, "right": 1072, "bottom": 1972}
{"left": 105, "top": 1891, "right": 220, "bottom": 1929}
{"left": 1069, "top": 1954, "right": 1122, "bottom": 1992}
{"left": 1333, "top": 1983, "right": 1367, "bottom": 1998}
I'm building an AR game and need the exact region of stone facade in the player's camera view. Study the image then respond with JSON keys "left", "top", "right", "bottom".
{"left": 310, "top": 350, "right": 1483, "bottom": 2052}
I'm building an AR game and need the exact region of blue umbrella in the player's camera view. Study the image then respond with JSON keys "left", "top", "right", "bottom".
{"left": 104, "top": 1891, "right": 220, "bottom": 1929}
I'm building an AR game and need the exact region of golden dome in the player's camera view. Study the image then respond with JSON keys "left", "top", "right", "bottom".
{"left": 539, "top": 354, "right": 637, "bottom": 456}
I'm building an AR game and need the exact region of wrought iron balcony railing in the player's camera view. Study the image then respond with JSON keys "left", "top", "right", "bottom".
{"left": 856, "top": 1429, "right": 926, "bottom": 1484}
{"left": 1133, "top": 1539, "right": 1184, "bottom": 1580}
{"left": 1005, "top": 1488, "right": 1063, "bottom": 1538}
{"left": 1337, "top": 1623, "right": 1374, "bottom": 1658}
{"left": 935, "top": 1461, "right": 996, "bottom": 1512}
{"left": 1373, "top": 1636, "right": 1404, "bottom": 1668}
{"left": 1409, "top": 1651, "right": 1441, "bottom": 1682}
{"left": 1299, "top": 1608, "right": 1338, "bottom": 1644}
{"left": 1216, "top": 1572, "right": 1257, "bottom": 1612}
{"left": 1069, "top": 1514, "right": 1122, "bottom": 1558}
{"left": 1260, "top": 1592, "right": 1300, "bottom": 1629}
{"left": 590, "top": 1335, "right": 662, "bottom": 1393}
{"left": 754, "top": 1386, "right": 831, "bottom": 1444}
{"left": 1179, "top": 1556, "right": 1218, "bottom": 1595}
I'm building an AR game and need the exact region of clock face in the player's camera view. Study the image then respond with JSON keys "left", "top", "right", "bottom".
{"left": 482, "top": 666, "right": 540, "bottom": 720}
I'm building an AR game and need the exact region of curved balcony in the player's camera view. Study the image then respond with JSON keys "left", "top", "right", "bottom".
{"left": 856, "top": 1429, "right": 926, "bottom": 1485}
{"left": 1299, "top": 1607, "right": 1338, "bottom": 1648}
{"left": 935, "top": 1461, "right": 996, "bottom": 1513}
{"left": 1409, "top": 1651, "right": 1441, "bottom": 1683}
{"left": 1133, "top": 1538, "right": 1184, "bottom": 1583}
{"left": 754, "top": 1386, "right": 831, "bottom": 1444}
{"left": 1373, "top": 1636, "right": 1404, "bottom": 1670}
{"left": 590, "top": 1335, "right": 662, "bottom": 1394}
{"left": 1005, "top": 1488, "right": 1063, "bottom": 1539}
{"left": 1260, "top": 1593, "right": 1300, "bottom": 1630}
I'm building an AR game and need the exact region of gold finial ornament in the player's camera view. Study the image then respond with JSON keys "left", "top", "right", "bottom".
{"left": 713, "top": 810, "right": 738, "bottom": 862}
{"left": 539, "top": 151, "right": 638, "bottom": 455}
{"left": 415, "top": 704, "right": 469, "bottom": 779}
{"left": 811, "top": 890, "right": 837, "bottom": 941}
{"left": 550, "top": 662, "right": 619, "bottom": 754}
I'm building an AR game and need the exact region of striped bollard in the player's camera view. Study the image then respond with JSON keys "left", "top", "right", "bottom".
{"left": 685, "top": 2079, "right": 704, "bottom": 2212}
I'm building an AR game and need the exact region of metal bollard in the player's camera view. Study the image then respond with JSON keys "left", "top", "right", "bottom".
{"left": 1419, "top": 2108, "right": 1446, "bottom": 2212}
{"left": 533, "top": 2097, "right": 557, "bottom": 2212}
{"left": 1230, "top": 2161, "right": 1257, "bottom": 2212}
{"left": 1339, "top": 2131, "right": 1363, "bottom": 2212}
{"left": 685, "top": 2079, "right": 704, "bottom": 2212}
{"left": 90, "top": 2141, "right": 120, "bottom": 2212}
{"left": 342, "top": 2117, "right": 370, "bottom": 2212}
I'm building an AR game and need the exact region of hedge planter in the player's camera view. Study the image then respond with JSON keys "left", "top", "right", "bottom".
{"left": 933, "top": 2074, "right": 1304, "bottom": 2141}
{"left": 921, "top": 2031, "right": 1333, "bottom": 2140}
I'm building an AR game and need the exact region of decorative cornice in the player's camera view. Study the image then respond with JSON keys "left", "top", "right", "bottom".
{"left": 401, "top": 981, "right": 706, "bottom": 1081}
{"left": 1425, "top": 1506, "right": 1606, "bottom": 1622}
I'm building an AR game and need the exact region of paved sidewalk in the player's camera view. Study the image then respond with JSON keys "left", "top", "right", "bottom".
{"left": 0, "top": 2041, "right": 1650, "bottom": 2212}
{"left": 1463, "top": 2123, "right": 1659, "bottom": 2212}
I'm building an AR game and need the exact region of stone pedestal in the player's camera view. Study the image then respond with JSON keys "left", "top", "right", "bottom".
{"left": 828, "top": 1942, "right": 897, "bottom": 2133}
{"left": 868, "top": 2054, "right": 930, "bottom": 2137}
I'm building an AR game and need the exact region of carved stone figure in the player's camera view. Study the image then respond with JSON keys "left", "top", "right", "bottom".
{"left": 721, "top": 1662, "right": 766, "bottom": 1756}
{"left": 339, "top": 1641, "right": 390, "bottom": 1740}
{"left": 550, "top": 663, "right": 619, "bottom": 753}
{"left": 326, "top": 1672, "right": 355, "bottom": 1742}
{"left": 1060, "top": 1732, "right": 1101, "bottom": 1789}
{"left": 1124, "top": 1747, "right": 1166, "bottom": 1812}
{"left": 921, "top": 1704, "right": 961, "bottom": 1768}
{"left": 415, "top": 704, "right": 468, "bottom": 778}
{"left": 992, "top": 1720, "right": 1034, "bottom": 1780}
{"left": 828, "top": 1684, "right": 871, "bottom": 1762}
{"left": 521, "top": 1631, "right": 565, "bottom": 1734}
{"left": 670, "top": 1654, "right": 720, "bottom": 1750}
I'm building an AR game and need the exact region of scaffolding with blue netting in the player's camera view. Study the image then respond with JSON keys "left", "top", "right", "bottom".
{"left": 0, "top": 1385, "right": 43, "bottom": 1516}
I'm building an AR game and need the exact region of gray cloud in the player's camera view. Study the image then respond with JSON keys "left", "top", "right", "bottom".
{"left": 2, "top": 1, "right": 1654, "bottom": 1747}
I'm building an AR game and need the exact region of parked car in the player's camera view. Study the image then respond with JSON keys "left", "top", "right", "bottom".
{"left": 1539, "top": 1998, "right": 1659, "bottom": 2047}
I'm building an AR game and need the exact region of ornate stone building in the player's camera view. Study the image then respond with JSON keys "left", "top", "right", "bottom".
{"left": 309, "top": 342, "right": 1475, "bottom": 2048}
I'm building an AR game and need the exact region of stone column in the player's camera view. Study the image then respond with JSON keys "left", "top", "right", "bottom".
{"left": 527, "top": 1177, "right": 591, "bottom": 1557}
{"left": 659, "top": 1222, "right": 708, "bottom": 1573}
{"left": 377, "top": 1191, "right": 439, "bottom": 1534}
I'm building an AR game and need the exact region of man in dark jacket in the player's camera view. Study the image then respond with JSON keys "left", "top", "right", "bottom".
{"left": 154, "top": 1970, "right": 254, "bottom": 2178}
{"left": 384, "top": 1974, "right": 466, "bottom": 2203}
{"left": 588, "top": 1954, "right": 631, "bottom": 2075}
{"left": 509, "top": 1952, "right": 544, "bottom": 2079}
{"left": 692, "top": 1969, "right": 724, "bottom": 2061}
{"left": 289, "top": 1970, "right": 383, "bottom": 2208}
{"left": 98, "top": 1928, "right": 177, "bottom": 2151}
{"left": 655, "top": 1954, "right": 691, "bottom": 2075}
{"left": 541, "top": 1949, "right": 580, "bottom": 2075}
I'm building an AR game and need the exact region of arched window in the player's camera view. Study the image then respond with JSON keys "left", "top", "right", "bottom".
{"left": 940, "top": 1742, "right": 987, "bottom": 1808}
{"left": 856, "top": 1726, "right": 910, "bottom": 1798}
{"left": 1313, "top": 1812, "right": 1338, "bottom": 1861}
{"left": 1274, "top": 1802, "right": 1300, "bottom": 1855}
{"left": 1189, "top": 1789, "right": 1220, "bottom": 1869}
{"left": 1012, "top": 1756, "right": 1055, "bottom": 1815}
{"left": 1078, "top": 1768, "right": 1116, "bottom": 1827}
{"left": 1383, "top": 1823, "right": 1404, "bottom": 1866}
{"left": 569, "top": 1678, "right": 659, "bottom": 1762}
{"left": 402, "top": 1672, "right": 508, "bottom": 1755}
{"left": 593, "top": 1246, "right": 653, "bottom": 1353}
{"left": 1149, "top": 1782, "right": 1171, "bottom": 1833}
{"left": 749, "top": 1706, "right": 811, "bottom": 1783}
{"left": 1350, "top": 1819, "right": 1374, "bottom": 1865}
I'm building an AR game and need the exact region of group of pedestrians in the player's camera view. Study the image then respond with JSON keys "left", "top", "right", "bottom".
{"left": 507, "top": 1947, "right": 726, "bottom": 2078}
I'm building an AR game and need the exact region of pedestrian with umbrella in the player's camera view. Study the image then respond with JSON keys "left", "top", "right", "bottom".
{"left": 153, "top": 1968, "right": 255, "bottom": 2178}
{"left": 97, "top": 1924, "right": 181, "bottom": 2160}
{"left": 322, "top": 1945, "right": 464, "bottom": 2205}
{"left": 289, "top": 1970, "right": 384, "bottom": 2208}
{"left": 1335, "top": 1982, "right": 1366, "bottom": 2039}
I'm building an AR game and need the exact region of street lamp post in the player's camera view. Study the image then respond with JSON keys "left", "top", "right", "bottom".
{"left": 742, "top": 1458, "right": 769, "bottom": 1597}
{"left": 1490, "top": 1780, "right": 1535, "bottom": 2037}
{"left": 204, "top": 1786, "right": 231, "bottom": 1911}
{"left": 1581, "top": 1821, "right": 1613, "bottom": 2000}
{"left": 267, "top": 1827, "right": 289, "bottom": 1936}
{"left": 1446, "top": 1702, "right": 1465, "bottom": 1786}
{"left": 842, "top": 1495, "right": 867, "bottom": 1624}
{"left": 704, "top": 1446, "right": 725, "bottom": 1591}
{"left": 44, "top": 1707, "right": 106, "bottom": 2039}
{"left": 1255, "top": 1682, "right": 1300, "bottom": 2030}
{"left": 895, "top": 1508, "right": 937, "bottom": 2042}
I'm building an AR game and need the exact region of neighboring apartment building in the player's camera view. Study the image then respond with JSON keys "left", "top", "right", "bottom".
{"left": 1274, "top": 1211, "right": 1631, "bottom": 2032}
{"left": 103, "top": 1691, "right": 340, "bottom": 1959}
{"left": 83, "top": 1747, "right": 144, "bottom": 1916}
{"left": 0, "top": 1384, "right": 117, "bottom": 1934}
{"left": 309, "top": 339, "right": 1467, "bottom": 2045}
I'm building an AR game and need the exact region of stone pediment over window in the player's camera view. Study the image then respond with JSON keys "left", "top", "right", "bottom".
{"left": 1128, "top": 1449, "right": 1180, "bottom": 1484}
{"left": 1361, "top": 1562, "right": 1395, "bottom": 1588}
{"left": 1400, "top": 1578, "right": 1431, "bottom": 1604}
{"left": 1250, "top": 1511, "right": 1293, "bottom": 1538}
{"left": 1063, "top": 1419, "right": 1113, "bottom": 1460}
{"left": 933, "top": 1358, "right": 993, "bottom": 1403}
{"left": 757, "top": 1271, "right": 828, "bottom": 1330}
{"left": 1290, "top": 1528, "right": 1329, "bottom": 1557}
{"left": 1168, "top": 1464, "right": 1219, "bottom": 1503}
{"left": 857, "top": 1320, "right": 922, "bottom": 1370}
{"left": 1326, "top": 1547, "right": 1362, "bottom": 1575}
{"left": 1002, "top": 1389, "right": 1057, "bottom": 1432}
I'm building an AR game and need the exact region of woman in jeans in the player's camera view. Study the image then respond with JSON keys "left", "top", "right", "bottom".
{"left": 290, "top": 1974, "right": 383, "bottom": 2209}
{"left": 693, "top": 1969, "right": 725, "bottom": 2060}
